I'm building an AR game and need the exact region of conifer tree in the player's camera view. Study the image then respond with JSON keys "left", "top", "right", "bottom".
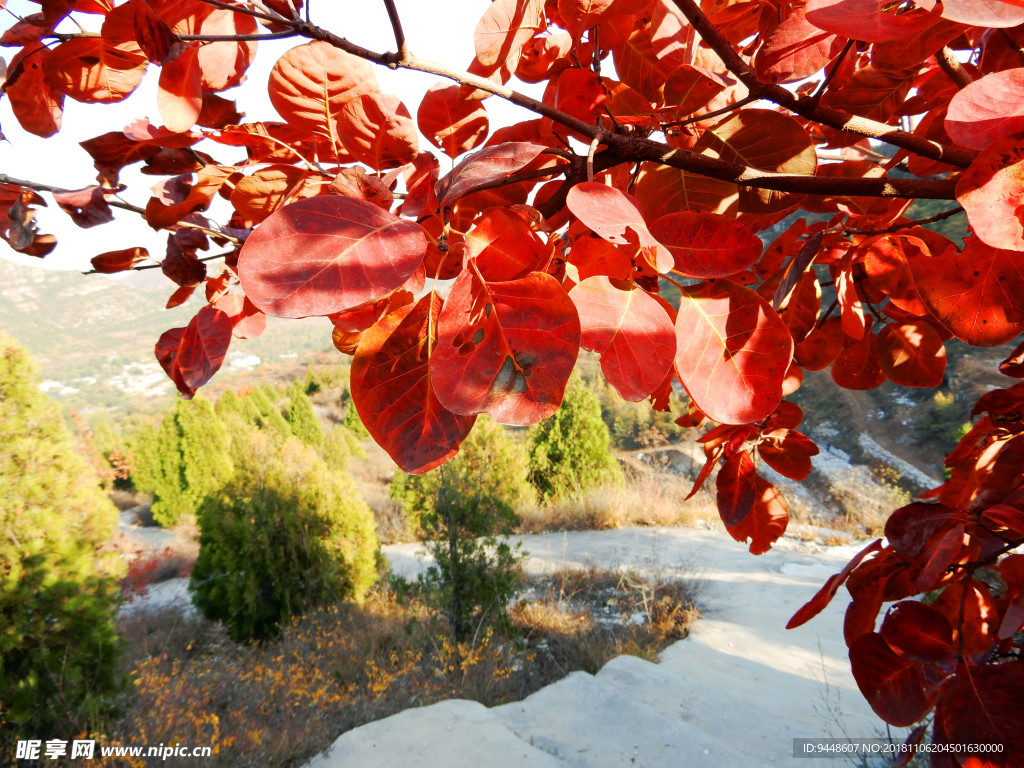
{"left": 287, "top": 383, "right": 324, "bottom": 450}
{"left": 343, "top": 396, "right": 370, "bottom": 439}
{"left": 0, "top": 334, "right": 124, "bottom": 743}
{"left": 140, "top": 396, "right": 234, "bottom": 527}
{"left": 527, "top": 378, "right": 624, "bottom": 501}
{"left": 215, "top": 388, "right": 242, "bottom": 419}
{"left": 190, "top": 434, "right": 378, "bottom": 643}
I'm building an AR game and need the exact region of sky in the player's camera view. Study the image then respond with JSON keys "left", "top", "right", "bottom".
{"left": 0, "top": 0, "right": 539, "bottom": 271}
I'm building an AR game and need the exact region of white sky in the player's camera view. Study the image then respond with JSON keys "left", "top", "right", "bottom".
{"left": 0, "top": 0, "right": 538, "bottom": 271}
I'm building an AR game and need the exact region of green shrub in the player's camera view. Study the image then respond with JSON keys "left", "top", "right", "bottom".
{"left": 391, "top": 416, "right": 533, "bottom": 533}
{"left": 133, "top": 395, "right": 234, "bottom": 528}
{"left": 392, "top": 417, "right": 529, "bottom": 642}
{"left": 190, "top": 434, "right": 378, "bottom": 643}
{"left": 343, "top": 396, "right": 370, "bottom": 439}
{"left": 321, "top": 425, "right": 365, "bottom": 471}
{"left": 287, "top": 383, "right": 324, "bottom": 449}
{"left": 0, "top": 334, "right": 124, "bottom": 745}
{"left": 527, "top": 377, "right": 623, "bottom": 501}
{"left": 215, "top": 388, "right": 243, "bottom": 419}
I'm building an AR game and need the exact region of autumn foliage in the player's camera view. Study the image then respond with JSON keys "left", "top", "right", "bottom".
{"left": 3, "top": 0, "right": 1024, "bottom": 761}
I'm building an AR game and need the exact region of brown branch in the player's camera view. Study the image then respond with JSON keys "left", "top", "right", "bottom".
{"left": 0, "top": 174, "right": 244, "bottom": 243}
{"left": 808, "top": 39, "right": 855, "bottom": 108}
{"left": 81, "top": 251, "right": 233, "bottom": 276}
{"left": 382, "top": 0, "right": 407, "bottom": 59}
{"left": 670, "top": 0, "right": 978, "bottom": 169}
{"left": 936, "top": 46, "right": 974, "bottom": 88}
{"left": 845, "top": 206, "right": 965, "bottom": 235}
{"left": 661, "top": 93, "right": 757, "bottom": 131}
{"left": 172, "top": 6, "right": 960, "bottom": 203}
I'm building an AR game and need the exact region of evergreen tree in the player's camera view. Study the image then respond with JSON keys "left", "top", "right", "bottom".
{"left": 392, "top": 417, "right": 529, "bottom": 642}
{"left": 343, "top": 396, "right": 370, "bottom": 439}
{"left": 138, "top": 396, "right": 234, "bottom": 527}
{"left": 287, "top": 383, "right": 324, "bottom": 449}
{"left": 527, "top": 377, "right": 624, "bottom": 501}
{"left": 0, "top": 334, "right": 124, "bottom": 744}
{"left": 190, "top": 434, "right": 378, "bottom": 643}
{"left": 215, "top": 388, "right": 243, "bottom": 419}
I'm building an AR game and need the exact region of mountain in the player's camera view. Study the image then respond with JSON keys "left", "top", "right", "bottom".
{"left": 0, "top": 257, "right": 332, "bottom": 410}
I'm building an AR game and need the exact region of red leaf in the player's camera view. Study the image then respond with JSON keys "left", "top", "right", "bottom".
{"left": 910, "top": 238, "right": 1024, "bottom": 347}
{"left": 431, "top": 269, "right": 580, "bottom": 425}
{"left": 885, "top": 503, "right": 963, "bottom": 559}
{"left": 157, "top": 43, "right": 202, "bottom": 133}
{"left": 52, "top": 186, "right": 113, "bottom": 228}
{"left": 915, "top": 524, "right": 965, "bottom": 592}
{"left": 6, "top": 44, "right": 64, "bottom": 138}
{"left": 946, "top": 68, "right": 1024, "bottom": 150}
{"left": 351, "top": 294, "right": 477, "bottom": 473}
{"left": 90, "top": 246, "right": 150, "bottom": 273}
{"left": 649, "top": 212, "right": 761, "bottom": 278}
{"left": 880, "top": 601, "right": 954, "bottom": 664}
{"left": 716, "top": 452, "right": 789, "bottom": 554}
{"left": 999, "top": 339, "right": 1024, "bottom": 378}
{"left": 957, "top": 137, "right": 1024, "bottom": 251}
{"left": 939, "top": 664, "right": 1024, "bottom": 762}
{"left": 566, "top": 182, "right": 670, "bottom": 273}
{"left": 337, "top": 92, "right": 419, "bottom": 172}
{"left": 473, "top": 0, "right": 545, "bottom": 75}
{"left": 165, "top": 284, "right": 196, "bottom": 309}
{"left": 787, "top": 539, "right": 883, "bottom": 629}
{"left": 134, "top": 0, "right": 182, "bottom": 65}
{"left": 237, "top": 196, "right": 427, "bottom": 319}
{"left": 940, "top": 0, "right": 1024, "bottom": 27}
{"left": 849, "top": 632, "right": 941, "bottom": 727}
{"left": 155, "top": 306, "right": 232, "bottom": 398}
{"left": 794, "top": 317, "right": 844, "bottom": 371}
{"left": 754, "top": 3, "right": 844, "bottom": 84}
{"left": 674, "top": 279, "right": 794, "bottom": 425}
{"left": 435, "top": 142, "right": 549, "bottom": 209}
{"left": 417, "top": 83, "right": 489, "bottom": 159}
{"left": 42, "top": 37, "right": 147, "bottom": 103}
{"left": 213, "top": 293, "right": 267, "bottom": 340}
{"left": 569, "top": 276, "right": 675, "bottom": 402}
{"left": 466, "top": 207, "right": 544, "bottom": 281}
{"left": 268, "top": 40, "right": 379, "bottom": 141}
{"left": 757, "top": 428, "right": 819, "bottom": 481}
{"left": 804, "top": 0, "right": 937, "bottom": 43}
{"left": 831, "top": 333, "right": 887, "bottom": 390}
{"left": 876, "top": 322, "right": 947, "bottom": 388}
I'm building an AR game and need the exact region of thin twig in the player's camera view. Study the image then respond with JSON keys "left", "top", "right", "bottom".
{"left": 81, "top": 251, "right": 233, "bottom": 276}
{"left": 382, "top": 0, "right": 407, "bottom": 59}
{"left": 845, "top": 206, "right": 965, "bottom": 235}
{"left": 808, "top": 39, "right": 855, "bottom": 108}
{"left": 669, "top": 0, "right": 977, "bottom": 168}
{"left": 936, "top": 46, "right": 974, "bottom": 88}
{"left": 661, "top": 93, "right": 758, "bottom": 131}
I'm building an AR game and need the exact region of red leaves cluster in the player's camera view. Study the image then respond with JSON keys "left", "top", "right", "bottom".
{"left": 5, "top": 0, "right": 1024, "bottom": 760}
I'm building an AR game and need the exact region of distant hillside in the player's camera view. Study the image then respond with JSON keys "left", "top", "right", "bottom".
{"left": 0, "top": 257, "right": 333, "bottom": 411}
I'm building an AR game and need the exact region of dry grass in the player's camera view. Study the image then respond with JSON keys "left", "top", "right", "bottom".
{"left": 517, "top": 476, "right": 717, "bottom": 534}
{"left": 101, "top": 569, "right": 697, "bottom": 768}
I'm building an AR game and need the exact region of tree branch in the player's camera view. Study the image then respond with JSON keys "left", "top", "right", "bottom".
{"left": 936, "top": 46, "right": 975, "bottom": 88}
{"left": 382, "top": 0, "right": 407, "bottom": 60}
{"left": 845, "top": 206, "right": 965, "bottom": 235}
{"left": 669, "top": 0, "right": 978, "bottom": 169}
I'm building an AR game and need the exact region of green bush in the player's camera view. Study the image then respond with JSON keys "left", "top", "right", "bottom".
{"left": 528, "top": 377, "right": 624, "bottom": 501}
{"left": 190, "top": 434, "right": 378, "bottom": 643}
{"left": 287, "top": 383, "right": 324, "bottom": 449}
{"left": 132, "top": 395, "right": 234, "bottom": 528}
{"left": 0, "top": 334, "right": 124, "bottom": 744}
{"left": 343, "top": 396, "right": 370, "bottom": 439}
{"left": 322, "top": 425, "right": 365, "bottom": 471}
{"left": 391, "top": 416, "right": 534, "bottom": 533}
{"left": 392, "top": 417, "right": 529, "bottom": 642}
